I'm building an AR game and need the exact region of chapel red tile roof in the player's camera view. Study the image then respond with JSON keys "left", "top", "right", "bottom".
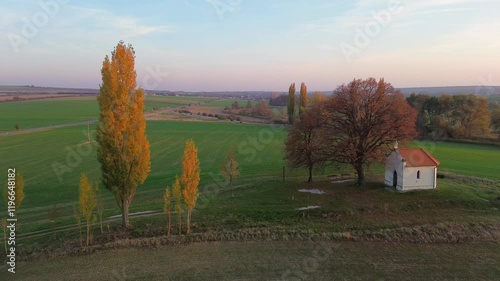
{"left": 398, "top": 148, "right": 440, "bottom": 167}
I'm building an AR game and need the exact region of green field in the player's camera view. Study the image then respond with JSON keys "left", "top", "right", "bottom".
{"left": 0, "top": 96, "right": 212, "bottom": 131}
{"left": 487, "top": 94, "right": 500, "bottom": 103}
{"left": 0, "top": 99, "right": 98, "bottom": 131}
{"left": 1, "top": 98, "right": 500, "bottom": 279}
{"left": 1, "top": 119, "right": 500, "bottom": 234}
{"left": 201, "top": 99, "right": 258, "bottom": 107}
{"left": 0, "top": 121, "right": 287, "bottom": 227}
{"left": 411, "top": 141, "right": 500, "bottom": 179}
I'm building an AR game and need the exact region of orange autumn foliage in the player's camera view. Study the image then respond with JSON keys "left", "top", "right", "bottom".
{"left": 96, "top": 41, "right": 150, "bottom": 228}
{"left": 326, "top": 78, "right": 418, "bottom": 185}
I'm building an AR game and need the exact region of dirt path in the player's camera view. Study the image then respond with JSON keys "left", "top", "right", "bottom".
{"left": 0, "top": 120, "right": 98, "bottom": 137}
{"left": 16, "top": 210, "right": 163, "bottom": 241}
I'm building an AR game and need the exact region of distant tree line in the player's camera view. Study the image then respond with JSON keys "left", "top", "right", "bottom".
{"left": 269, "top": 94, "right": 288, "bottom": 106}
{"left": 224, "top": 100, "right": 274, "bottom": 119}
{"left": 406, "top": 93, "right": 500, "bottom": 139}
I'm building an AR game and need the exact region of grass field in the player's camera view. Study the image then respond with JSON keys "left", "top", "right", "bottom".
{"left": 0, "top": 121, "right": 287, "bottom": 227}
{"left": 1, "top": 98, "right": 500, "bottom": 279}
{"left": 411, "top": 141, "right": 500, "bottom": 179}
{"left": 1, "top": 119, "right": 499, "bottom": 241}
{"left": 201, "top": 99, "right": 258, "bottom": 107}
{"left": 0, "top": 96, "right": 213, "bottom": 131}
{"left": 487, "top": 94, "right": 500, "bottom": 103}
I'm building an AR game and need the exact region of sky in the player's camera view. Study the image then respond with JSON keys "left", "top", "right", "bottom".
{"left": 1, "top": 0, "right": 500, "bottom": 91}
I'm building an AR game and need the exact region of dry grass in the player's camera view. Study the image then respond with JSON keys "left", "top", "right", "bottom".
{"left": 10, "top": 241, "right": 500, "bottom": 280}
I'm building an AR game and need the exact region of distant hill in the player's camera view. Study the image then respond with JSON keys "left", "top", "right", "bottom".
{"left": 398, "top": 86, "right": 500, "bottom": 96}
{"left": 2, "top": 85, "right": 499, "bottom": 102}
{"left": 0, "top": 85, "right": 98, "bottom": 95}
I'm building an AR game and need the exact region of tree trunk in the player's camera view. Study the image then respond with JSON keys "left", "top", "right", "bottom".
{"left": 100, "top": 216, "right": 103, "bottom": 234}
{"left": 167, "top": 213, "right": 171, "bottom": 235}
{"left": 122, "top": 198, "right": 130, "bottom": 228}
{"left": 178, "top": 213, "right": 182, "bottom": 234}
{"left": 78, "top": 222, "right": 82, "bottom": 247}
{"left": 307, "top": 164, "right": 313, "bottom": 183}
{"left": 354, "top": 164, "right": 365, "bottom": 186}
{"left": 86, "top": 221, "right": 90, "bottom": 247}
{"left": 186, "top": 209, "right": 191, "bottom": 234}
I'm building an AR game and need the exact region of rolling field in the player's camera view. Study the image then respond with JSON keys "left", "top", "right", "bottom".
{"left": 0, "top": 99, "right": 98, "bottom": 131}
{"left": 0, "top": 120, "right": 287, "bottom": 228}
{"left": 1, "top": 117, "right": 499, "bottom": 236}
{"left": 1, "top": 97, "right": 500, "bottom": 280}
{"left": 411, "top": 141, "right": 500, "bottom": 179}
{"left": 0, "top": 96, "right": 212, "bottom": 131}
{"left": 201, "top": 99, "right": 257, "bottom": 107}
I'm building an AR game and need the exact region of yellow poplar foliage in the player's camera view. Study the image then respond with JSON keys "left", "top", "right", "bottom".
{"left": 79, "top": 173, "right": 96, "bottom": 246}
{"left": 164, "top": 188, "right": 171, "bottom": 214}
{"left": 172, "top": 176, "right": 183, "bottom": 233}
{"left": 96, "top": 41, "right": 150, "bottom": 228}
{"left": 79, "top": 174, "right": 96, "bottom": 223}
{"left": 182, "top": 140, "right": 200, "bottom": 210}
{"left": 163, "top": 188, "right": 172, "bottom": 235}
{"left": 181, "top": 139, "right": 200, "bottom": 234}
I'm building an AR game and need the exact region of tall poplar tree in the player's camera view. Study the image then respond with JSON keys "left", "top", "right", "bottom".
{"left": 299, "top": 82, "right": 308, "bottom": 117}
{"left": 79, "top": 173, "right": 96, "bottom": 247}
{"left": 287, "top": 83, "right": 296, "bottom": 124}
{"left": 181, "top": 139, "right": 200, "bottom": 234}
{"left": 96, "top": 41, "right": 151, "bottom": 228}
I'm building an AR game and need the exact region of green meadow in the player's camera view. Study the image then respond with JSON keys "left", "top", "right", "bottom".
{"left": 0, "top": 120, "right": 287, "bottom": 226}
{"left": 0, "top": 95, "right": 211, "bottom": 131}
{"left": 1, "top": 118, "right": 499, "bottom": 231}
{"left": 201, "top": 99, "right": 258, "bottom": 107}
{"left": 411, "top": 140, "right": 500, "bottom": 180}
{"left": 0, "top": 98, "right": 499, "bottom": 280}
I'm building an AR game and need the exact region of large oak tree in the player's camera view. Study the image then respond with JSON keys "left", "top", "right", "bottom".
{"left": 96, "top": 41, "right": 151, "bottom": 228}
{"left": 325, "top": 78, "right": 418, "bottom": 185}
